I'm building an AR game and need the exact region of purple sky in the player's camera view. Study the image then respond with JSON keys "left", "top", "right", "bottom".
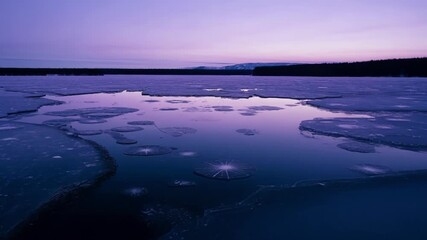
{"left": 1, "top": 0, "right": 426, "bottom": 68}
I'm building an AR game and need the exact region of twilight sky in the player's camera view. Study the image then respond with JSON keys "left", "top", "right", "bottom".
{"left": 1, "top": 0, "right": 426, "bottom": 68}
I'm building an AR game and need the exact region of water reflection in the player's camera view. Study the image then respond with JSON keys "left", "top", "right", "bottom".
{"left": 16, "top": 91, "right": 427, "bottom": 239}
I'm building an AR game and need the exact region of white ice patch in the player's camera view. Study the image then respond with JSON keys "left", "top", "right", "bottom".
{"left": 203, "top": 88, "right": 223, "bottom": 92}
{"left": 1, "top": 137, "right": 18, "bottom": 141}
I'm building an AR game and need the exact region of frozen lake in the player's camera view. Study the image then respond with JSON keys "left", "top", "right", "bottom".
{"left": 1, "top": 75, "right": 427, "bottom": 239}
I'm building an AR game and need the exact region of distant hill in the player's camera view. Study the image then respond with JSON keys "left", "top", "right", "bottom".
{"left": 253, "top": 58, "right": 427, "bottom": 77}
{"left": 194, "top": 62, "right": 295, "bottom": 70}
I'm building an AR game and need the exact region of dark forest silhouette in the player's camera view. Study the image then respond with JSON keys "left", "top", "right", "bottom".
{"left": 253, "top": 58, "right": 427, "bottom": 77}
{"left": 0, "top": 58, "right": 426, "bottom": 77}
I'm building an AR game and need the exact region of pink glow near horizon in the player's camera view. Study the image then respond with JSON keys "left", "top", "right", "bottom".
{"left": 0, "top": 0, "right": 426, "bottom": 68}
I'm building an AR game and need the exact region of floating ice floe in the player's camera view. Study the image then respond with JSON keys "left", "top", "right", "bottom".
{"left": 115, "top": 138, "right": 137, "bottom": 145}
{"left": 168, "top": 180, "right": 197, "bottom": 187}
{"left": 82, "top": 112, "right": 123, "bottom": 118}
{"left": 285, "top": 104, "right": 299, "bottom": 107}
{"left": 143, "top": 99, "right": 160, "bottom": 103}
{"left": 127, "top": 120, "right": 155, "bottom": 126}
{"left": 300, "top": 115, "right": 427, "bottom": 150}
{"left": 337, "top": 141, "right": 376, "bottom": 153}
{"left": 212, "top": 106, "right": 233, "bottom": 112}
{"left": 236, "top": 129, "right": 259, "bottom": 136}
{"left": 78, "top": 119, "right": 107, "bottom": 124}
{"left": 124, "top": 145, "right": 174, "bottom": 156}
{"left": 124, "top": 187, "right": 148, "bottom": 197}
{"left": 73, "top": 129, "right": 103, "bottom": 136}
{"left": 307, "top": 94, "right": 427, "bottom": 112}
{"left": 351, "top": 164, "right": 392, "bottom": 176}
{"left": 110, "top": 126, "right": 143, "bottom": 132}
{"left": 166, "top": 100, "right": 191, "bottom": 104}
{"left": 61, "top": 125, "right": 103, "bottom": 136}
{"left": 239, "top": 110, "right": 257, "bottom": 116}
{"left": 194, "top": 161, "right": 252, "bottom": 180}
{"left": 45, "top": 107, "right": 138, "bottom": 118}
{"left": 159, "top": 107, "right": 179, "bottom": 111}
{"left": 247, "top": 106, "right": 284, "bottom": 111}
{"left": 42, "top": 118, "right": 79, "bottom": 127}
{"left": 105, "top": 131, "right": 137, "bottom": 145}
{"left": 159, "top": 127, "right": 197, "bottom": 137}
{"left": 0, "top": 88, "right": 60, "bottom": 118}
{"left": 183, "top": 107, "right": 212, "bottom": 112}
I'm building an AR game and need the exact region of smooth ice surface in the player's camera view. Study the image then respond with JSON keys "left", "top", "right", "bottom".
{"left": 0, "top": 88, "right": 59, "bottom": 118}
{"left": 0, "top": 122, "right": 112, "bottom": 237}
{"left": 1, "top": 75, "right": 427, "bottom": 239}
{"left": 300, "top": 115, "right": 427, "bottom": 150}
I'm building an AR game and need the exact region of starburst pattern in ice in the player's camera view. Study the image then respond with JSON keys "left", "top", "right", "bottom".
{"left": 124, "top": 145, "right": 173, "bottom": 156}
{"left": 194, "top": 161, "right": 252, "bottom": 180}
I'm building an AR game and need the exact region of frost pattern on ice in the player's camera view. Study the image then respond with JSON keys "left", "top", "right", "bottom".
{"left": 194, "top": 161, "right": 252, "bottom": 180}
{"left": 124, "top": 145, "right": 174, "bottom": 156}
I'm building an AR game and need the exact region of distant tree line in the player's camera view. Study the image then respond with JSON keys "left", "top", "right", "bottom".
{"left": 253, "top": 58, "right": 427, "bottom": 77}
{"left": 1, "top": 58, "right": 426, "bottom": 77}
{"left": 0, "top": 68, "right": 251, "bottom": 76}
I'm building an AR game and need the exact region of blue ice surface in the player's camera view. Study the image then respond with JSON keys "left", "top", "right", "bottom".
{"left": 0, "top": 88, "right": 59, "bottom": 118}
{"left": 1, "top": 75, "right": 427, "bottom": 239}
{"left": 1, "top": 75, "right": 426, "bottom": 150}
{"left": 0, "top": 121, "right": 114, "bottom": 237}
